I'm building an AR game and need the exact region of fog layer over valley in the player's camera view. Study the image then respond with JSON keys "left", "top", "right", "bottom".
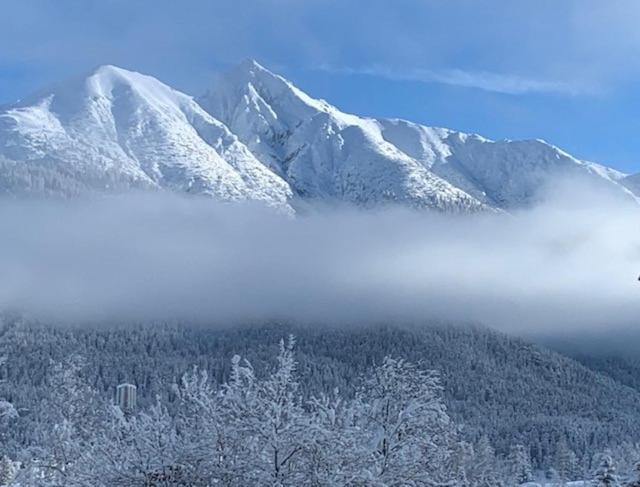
{"left": 1, "top": 178, "right": 638, "bottom": 334}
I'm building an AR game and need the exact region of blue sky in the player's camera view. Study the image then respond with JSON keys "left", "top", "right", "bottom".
{"left": 2, "top": 0, "right": 640, "bottom": 172}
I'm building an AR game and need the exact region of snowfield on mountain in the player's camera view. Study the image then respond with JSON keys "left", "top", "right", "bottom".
{"left": 0, "top": 59, "right": 638, "bottom": 212}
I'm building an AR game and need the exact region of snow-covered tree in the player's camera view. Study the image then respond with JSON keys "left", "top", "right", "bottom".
{"left": 507, "top": 443, "right": 533, "bottom": 484}
{"left": 555, "top": 436, "right": 579, "bottom": 484}
{"left": 27, "top": 356, "right": 109, "bottom": 485}
{"left": 175, "top": 367, "right": 227, "bottom": 483}
{"left": 593, "top": 454, "right": 620, "bottom": 487}
{"left": 354, "top": 356, "right": 455, "bottom": 485}
{"left": 471, "top": 435, "right": 503, "bottom": 487}
{"left": 306, "top": 390, "right": 364, "bottom": 485}
{"left": 219, "top": 336, "right": 311, "bottom": 485}
{"left": 73, "top": 382, "right": 227, "bottom": 486}
{"left": 76, "top": 400, "right": 198, "bottom": 487}
{"left": 626, "top": 460, "right": 640, "bottom": 487}
{"left": 0, "top": 354, "right": 17, "bottom": 453}
{"left": 0, "top": 401, "right": 16, "bottom": 423}
{"left": 546, "top": 466, "right": 559, "bottom": 483}
{"left": 0, "top": 456, "right": 16, "bottom": 486}
{"left": 449, "top": 440, "right": 474, "bottom": 486}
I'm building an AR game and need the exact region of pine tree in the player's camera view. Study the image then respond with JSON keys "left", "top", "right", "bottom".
{"left": 555, "top": 436, "right": 578, "bottom": 483}
{"left": 449, "top": 440, "right": 474, "bottom": 486}
{"left": 593, "top": 454, "right": 620, "bottom": 487}
{"left": 472, "top": 435, "right": 502, "bottom": 487}
{"left": 0, "top": 456, "right": 15, "bottom": 486}
{"left": 625, "top": 460, "right": 640, "bottom": 487}
{"left": 0, "top": 400, "right": 16, "bottom": 423}
{"left": 507, "top": 444, "right": 533, "bottom": 484}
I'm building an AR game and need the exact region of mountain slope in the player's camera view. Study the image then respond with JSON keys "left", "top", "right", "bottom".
{"left": 201, "top": 60, "right": 636, "bottom": 210}
{"left": 198, "top": 60, "right": 487, "bottom": 212}
{"left": 623, "top": 173, "right": 640, "bottom": 196}
{"left": 0, "top": 65, "right": 292, "bottom": 208}
{"left": 379, "top": 119, "right": 636, "bottom": 207}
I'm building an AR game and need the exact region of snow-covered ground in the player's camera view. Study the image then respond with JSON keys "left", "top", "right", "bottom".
{"left": 522, "top": 482, "right": 588, "bottom": 486}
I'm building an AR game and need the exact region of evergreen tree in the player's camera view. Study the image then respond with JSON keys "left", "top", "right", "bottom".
{"left": 555, "top": 436, "right": 579, "bottom": 483}
{"left": 593, "top": 454, "right": 620, "bottom": 487}
{"left": 472, "top": 435, "right": 503, "bottom": 487}
{"left": 625, "top": 460, "right": 640, "bottom": 487}
{"left": 0, "top": 456, "right": 15, "bottom": 486}
{"left": 546, "top": 466, "right": 558, "bottom": 482}
{"left": 449, "top": 440, "right": 474, "bottom": 486}
{"left": 507, "top": 444, "right": 533, "bottom": 484}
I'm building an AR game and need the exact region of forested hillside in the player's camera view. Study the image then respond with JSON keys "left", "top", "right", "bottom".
{"left": 2, "top": 319, "right": 640, "bottom": 482}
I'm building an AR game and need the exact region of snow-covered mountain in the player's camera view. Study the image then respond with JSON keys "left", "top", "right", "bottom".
{"left": 379, "top": 120, "right": 634, "bottom": 207}
{"left": 623, "top": 173, "right": 640, "bottom": 196}
{"left": 200, "top": 60, "right": 637, "bottom": 210}
{"left": 0, "top": 65, "right": 292, "bottom": 208}
{"left": 199, "top": 60, "right": 485, "bottom": 211}
{"left": 0, "top": 60, "right": 637, "bottom": 212}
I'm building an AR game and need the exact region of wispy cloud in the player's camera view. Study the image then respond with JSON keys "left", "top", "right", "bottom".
{"left": 319, "top": 65, "right": 591, "bottom": 96}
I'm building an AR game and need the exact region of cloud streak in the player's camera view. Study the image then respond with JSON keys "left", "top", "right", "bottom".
{"left": 0, "top": 183, "right": 638, "bottom": 335}
{"left": 318, "top": 65, "right": 586, "bottom": 95}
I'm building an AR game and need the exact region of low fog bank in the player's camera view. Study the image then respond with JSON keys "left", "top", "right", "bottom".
{"left": 539, "top": 327, "right": 640, "bottom": 357}
{"left": 0, "top": 182, "right": 639, "bottom": 335}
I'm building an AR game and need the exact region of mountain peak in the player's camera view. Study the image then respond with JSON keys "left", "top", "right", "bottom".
{"left": 235, "top": 58, "right": 269, "bottom": 74}
{"left": 89, "top": 63, "right": 133, "bottom": 77}
{"left": 48, "top": 64, "right": 206, "bottom": 119}
{"left": 217, "top": 58, "right": 282, "bottom": 90}
{"left": 0, "top": 63, "right": 293, "bottom": 208}
{"left": 8, "top": 64, "right": 175, "bottom": 111}
{"left": 199, "top": 60, "right": 326, "bottom": 141}
{"left": 202, "top": 59, "right": 364, "bottom": 132}
{"left": 82, "top": 64, "right": 170, "bottom": 97}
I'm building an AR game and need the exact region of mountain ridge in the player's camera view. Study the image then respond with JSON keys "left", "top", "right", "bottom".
{"left": 199, "top": 60, "right": 488, "bottom": 211}
{"left": 0, "top": 59, "right": 637, "bottom": 212}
